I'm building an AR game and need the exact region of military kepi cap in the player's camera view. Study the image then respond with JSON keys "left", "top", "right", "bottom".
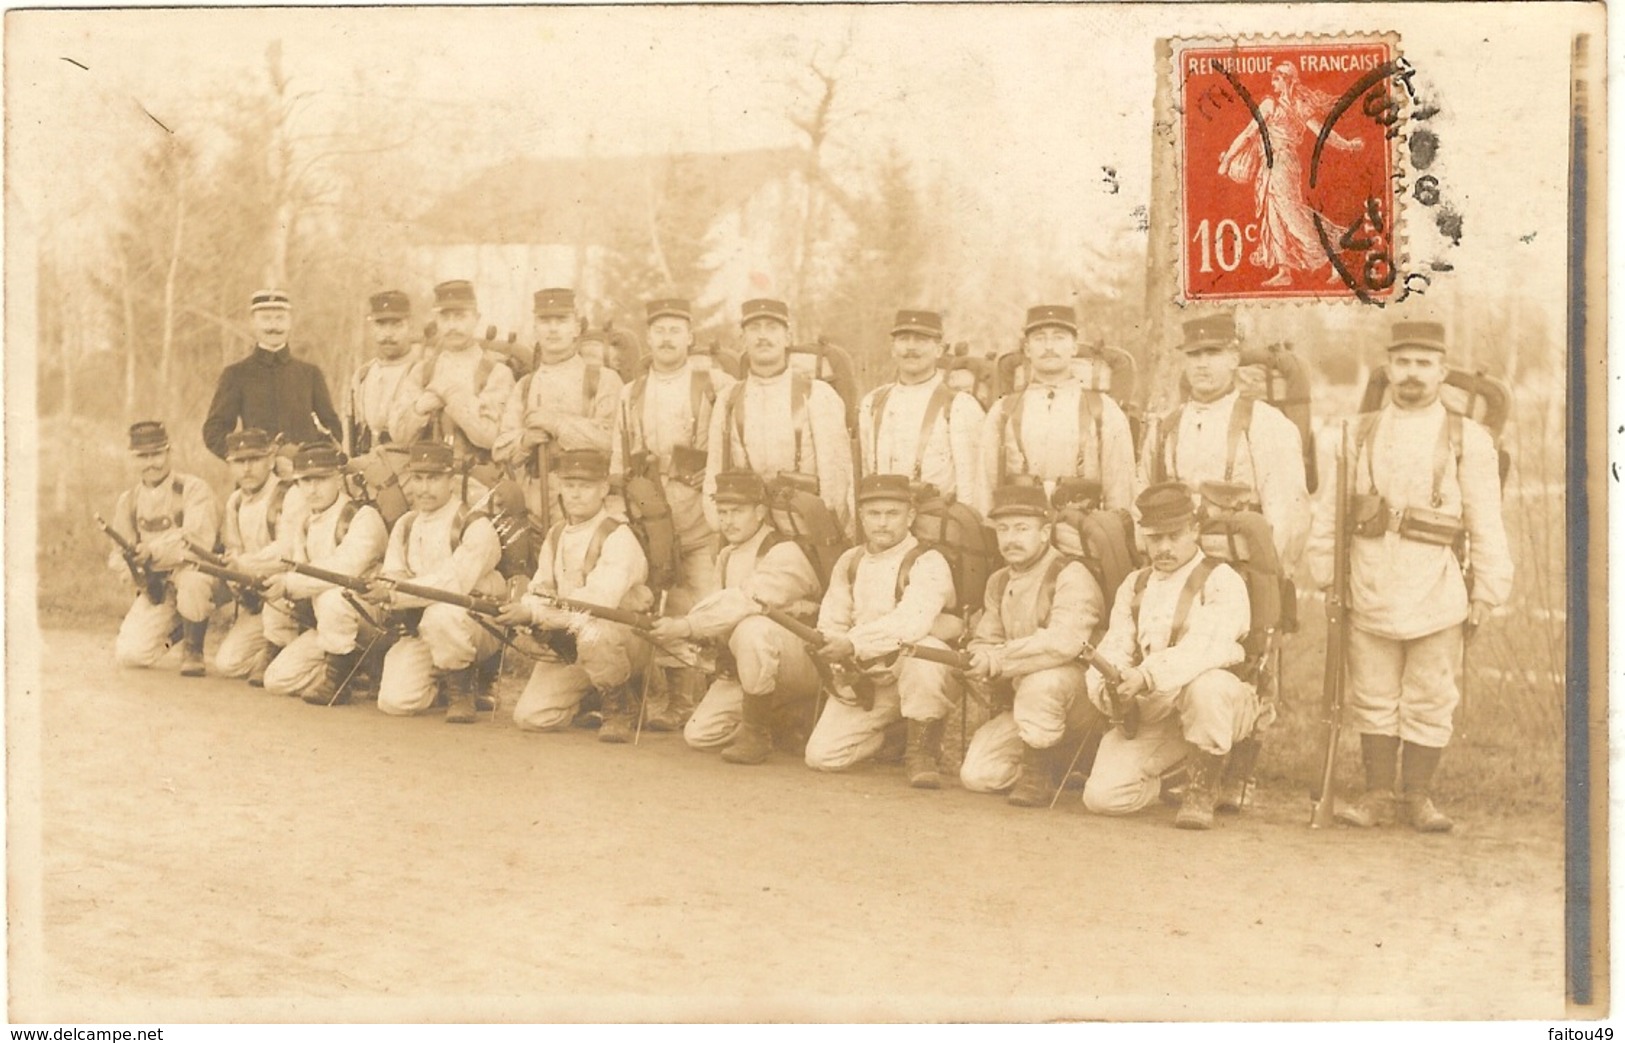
{"left": 433, "top": 280, "right": 477, "bottom": 312}
{"left": 988, "top": 483, "right": 1053, "bottom": 520}
{"left": 534, "top": 287, "right": 576, "bottom": 317}
{"left": 225, "top": 428, "right": 275, "bottom": 461}
{"left": 1178, "top": 313, "right": 1241, "bottom": 353}
{"left": 555, "top": 449, "right": 611, "bottom": 480}
{"left": 292, "top": 441, "right": 345, "bottom": 478}
{"left": 369, "top": 290, "right": 411, "bottom": 319}
{"left": 741, "top": 298, "right": 790, "bottom": 327}
{"left": 1388, "top": 320, "right": 1449, "bottom": 354}
{"left": 404, "top": 440, "right": 457, "bottom": 474}
{"left": 646, "top": 298, "right": 692, "bottom": 324}
{"left": 250, "top": 289, "right": 291, "bottom": 312}
{"left": 713, "top": 471, "right": 769, "bottom": 506}
{"left": 1024, "top": 305, "right": 1076, "bottom": 334}
{"left": 891, "top": 309, "right": 944, "bottom": 338}
{"left": 128, "top": 420, "right": 170, "bottom": 453}
{"left": 1136, "top": 481, "right": 1198, "bottom": 534}
{"left": 857, "top": 473, "right": 914, "bottom": 506}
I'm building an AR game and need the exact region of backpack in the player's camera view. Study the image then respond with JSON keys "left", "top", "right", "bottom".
{"left": 1357, "top": 366, "right": 1514, "bottom": 487}
{"left": 766, "top": 477, "right": 850, "bottom": 587}
{"left": 1051, "top": 504, "right": 1141, "bottom": 620}
{"left": 1185, "top": 509, "right": 1285, "bottom": 672}
{"left": 910, "top": 492, "right": 997, "bottom": 616}
{"left": 622, "top": 472, "right": 680, "bottom": 591}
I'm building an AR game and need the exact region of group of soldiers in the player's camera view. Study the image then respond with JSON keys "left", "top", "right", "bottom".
{"left": 101, "top": 281, "right": 1513, "bottom": 833}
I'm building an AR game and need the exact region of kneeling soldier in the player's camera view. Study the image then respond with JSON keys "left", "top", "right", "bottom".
{"left": 365, "top": 441, "right": 505, "bottom": 721}
{"left": 1082, "top": 482, "right": 1257, "bottom": 829}
{"left": 960, "top": 484, "right": 1106, "bottom": 806}
{"left": 496, "top": 449, "right": 651, "bottom": 740}
{"left": 262, "top": 442, "right": 389, "bottom": 702}
{"left": 211, "top": 429, "right": 292, "bottom": 683}
{"left": 804, "top": 474, "right": 958, "bottom": 783}
{"left": 648, "top": 471, "right": 823, "bottom": 763}
{"left": 106, "top": 421, "right": 219, "bottom": 675}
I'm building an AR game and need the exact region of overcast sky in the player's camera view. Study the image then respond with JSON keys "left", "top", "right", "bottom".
{"left": 6, "top": 3, "right": 1597, "bottom": 312}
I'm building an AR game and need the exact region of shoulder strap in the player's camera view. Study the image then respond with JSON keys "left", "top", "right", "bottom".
{"left": 1129, "top": 567, "right": 1152, "bottom": 629}
{"left": 399, "top": 510, "right": 419, "bottom": 569}
{"left": 1077, "top": 389, "right": 1104, "bottom": 479}
{"left": 171, "top": 476, "right": 186, "bottom": 528}
{"left": 1354, "top": 411, "right": 1383, "bottom": 494}
{"left": 914, "top": 383, "right": 955, "bottom": 481}
{"left": 1035, "top": 555, "right": 1071, "bottom": 628}
{"left": 421, "top": 351, "right": 438, "bottom": 388}
{"left": 1001, "top": 392, "right": 1029, "bottom": 483}
{"left": 867, "top": 384, "right": 895, "bottom": 472}
{"left": 475, "top": 352, "right": 496, "bottom": 394}
{"left": 690, "top": 368, "right": 715, "bottom": 446}
{"left": 791, "top": 373, "right": 811, "bottom": 473}
{"left": 1169, "top": 558, "right": 1220, "bottom": 644}
{"left": 266, "top": 480, "right": 290, "bottom": 540}
{"left": 626, "top": 374, "right": 649, "bottom": 457}
{"left": 1158, "top": 405, "right": 1183, "bottom": 483}
{"left": 988, "top": 566, "right": 1012, "bottom": 613}
{"left": 583, "top": 361, "right": 602, "bottom": 411}
{"left": 893, "top": 543, "right": 926, "bottom": 602}
{"left": 1432, "top": 410, "right": 1464, "bottom": 508}
{"left": 725, "top": 380, "right": 750, "bottom": 472}
{"left": 1224, "top": 396, "right": 1255, "bottom": 483}
{"left": 583, "top": 515, "right": 619, "bottom": 575}
{"left": 336, "top": 499, "right": 359, "bottom": 545}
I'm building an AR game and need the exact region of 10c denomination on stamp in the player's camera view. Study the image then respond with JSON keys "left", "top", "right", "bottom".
{"left": 1176, "top": 35, "right": 1402, "bottom": 303}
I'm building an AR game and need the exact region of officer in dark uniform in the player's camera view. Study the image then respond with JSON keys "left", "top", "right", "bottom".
{"left": 203, "top": 289, "right": 343, "bottom": 460}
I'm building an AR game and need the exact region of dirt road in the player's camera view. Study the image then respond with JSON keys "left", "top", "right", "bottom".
{"left": 13, "top": 627, "right": 1566, "bottom": 1022}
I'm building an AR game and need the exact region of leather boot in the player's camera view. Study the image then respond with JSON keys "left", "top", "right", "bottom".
{"left": 474, "top": 654, "right": 500, "bottom": 712}
{"left": 1335, "top": 734, "right": 1401, "bottom": 827}
{"left": 1215, "top": 736, "right": 1262, "bottom": 813}
{"left": 304, "top": 649, "right": 362, "bottom": 706}
{"left": 904, "top": 718, "right": 946, "bottom": 789}
{"left": 248, "top": 643, "right": 281, "bottom": 688}
{"left": 875, "top": 719, "right": 909, "bottom": 765}
{"left": 647, "top": 668, "right": 702, "bottom": 732}
{"left": 444, "top": 667, "right": 478, "bottom": 724}
{"left": 721, "top": 690, "right": 774, "bottom": 765}
{"left": 1175, "top": 750, "right": 1226, "bottom": 830}
{"left": 597, "top": 684, "right": 636, "bottom": 743}
{"left": 1008, "top": 743, "right": 1056, "bottom": 807}
{"left": 1401, "top": 741, "right": 1453, "bottom": 833}
{"left": 180, "top": 620, "right": 207, "bottom": 677}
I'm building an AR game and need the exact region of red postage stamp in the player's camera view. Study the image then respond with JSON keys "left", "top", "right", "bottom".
{"left": 1176, "top": 36, "right": 1402, "bottom": 303}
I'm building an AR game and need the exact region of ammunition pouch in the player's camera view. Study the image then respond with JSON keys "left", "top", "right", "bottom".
{"left": 1052, "top": 477, "right": 1103, "bottom": 512}
{"left": 1197, "top": 480, "right": 1258, "bottom": 516}
{"left": 1278, "top": 577, "right": 1299, "bottom": 635}
{"left": 1396, "top": 507, "right": 1465, "bottom": 547}
{"left": 667, "top": 445, "right": 709, "bottom": 487}
{"left": 769, "top": 471, "right": 821, "bottom": 497}
{"left": 1350, "top": 493, "right": 1390, "bottom": 539}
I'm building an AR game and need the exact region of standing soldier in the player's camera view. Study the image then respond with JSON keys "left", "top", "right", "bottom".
{"left": 1308, "top": 321, "right": 1513, "bottom": 832}
{"left": 613, "top": 297, "right": 736, "bottom": 730}
{"left": 702, "top": 298, "right": 854, "bottom": 535}
{"left": 1081, "top": 482, "right": 1258, "bottom": 830}
{"left": 211, "top": 429, "right": 293, "bottom": 684}
{"left": 959, "top": 484, "right": 1107, "bottom": 806}
{"left": 390, "top": 280, "right": 515, "bottom": 470}
{"left": 804, "top": 474, "right": 957, "bottom": 785}
{"left": 344, "top": 289, "right": 422, "bottom": 457}
{"left": 980, "top": 304, "right": 1135, "bottom": 521}
{"left": 648, "top": 471, "right": 824, "bottom": 764}
{"left": 203, "top": 290, "right": 342, "bottom": 460}
{"left": 496, "top": 450, "right": 651, "bottom": 741}
{"left": 261, "top": 442, "right": 390, "bottom": 703}
{"left": 106, "top": 421, "right": 218, "bottom": 676}
{"left": 493, "top": 287, "right": 624, "bottom": 528}
{"left": 1143, "top": 313, "right": 1310, "bottom": 565}
{"left": 362, "top": 441, "right": 506, "bottom": 722}
{"left": 857, "top": 308, "right": 986, "bottom": 512}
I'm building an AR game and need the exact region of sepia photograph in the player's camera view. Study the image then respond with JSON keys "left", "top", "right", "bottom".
{"left": 4, "top": 2, "right": 1608, "bottom": 1026}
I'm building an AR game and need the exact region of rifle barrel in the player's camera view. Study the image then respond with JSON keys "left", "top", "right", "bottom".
{"left": 280, "top": 558, "right": 372, "bottom": 593}
{"left": 387, "top": 579, "right": 501, "bottom": 616}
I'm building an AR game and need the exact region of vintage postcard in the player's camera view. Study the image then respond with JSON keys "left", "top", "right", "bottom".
{"left": 3, "top": 2, "right": 1607, "bottom": 1028}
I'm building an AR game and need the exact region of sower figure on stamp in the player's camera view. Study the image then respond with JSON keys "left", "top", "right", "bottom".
{"left": 804, "top": 475, "right": 958, "bottom": 786}
{"left": 492, "top": 288, "right": 624, "bottom": 531}
{"left": 107, "top": 421, "right": 219, "bottom": 676}
{"left": 1306, "top": 322, "right": 1513, "bottom": 833}
{"left": 203, "top": 289, "right": 342, "bottom": 461}
{"left": 496, "top": 449, "right": 652, "bottom": 742}
{"left": 390, "top": 280, "right": 515, "bottom": 482}
{"left": 360, "top": 441, "right": 506, "bottom": 723}
{"left": 611, "top": 297, "right": 735, "bottom": 731}
{"left": 211, "top": 429, "right": 295, "bottom": 684}
{"left": 702, "top": 298, "right": 854, "bottom": 537}
{"left": 261, "top": 442, "right": 389, "bottom": 704}
{"left": 344, "top": 289, "right": 422, "bottom": 458}
{"left": 647, "top": 471, "right": 824, "bottom": 764}
{"left": 1144, "top": 313, "right": 1310, "bottom": 566}
{"left": 1081, "top": 482, "right": 1257, "bottom": 830}
{"left": 959, "top": 483, "right": 1107, "bottom": 807}
{"left": 857, "top": 308, "right": 987, "bottom": 514}
{"left": 980, "top": 305, "right": 1135, "bottom": 547}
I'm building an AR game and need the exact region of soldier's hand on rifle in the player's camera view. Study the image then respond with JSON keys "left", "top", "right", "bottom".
{"left": 967, "top": 649, "right": 998, "bottom": 680}
{"left": 263, "top": 575, "right": 286, "bottom": 602}
{"left": 1466, "top": 600, "right": 1492, "bottom": 633}
{"left": 1117, "top": 666, "right": 1150, "bottom": 699}
{"left": 131, "top": 542, "right": 154, "bottom": 567}
{"left": 818, "top": 635, "right": 856, "bottom": 662}
{"left": 649, "top": 617, "right": 691, "bottom": 643}
{"left": 363, "top": 579, "right": 396, "bottom": 607}
{"left": 520, "top": 424, "right": 552, "bottom": 450}
{"left": 494, "top": 600, "right": 534, "bottom": 627}
{"left": 414, "top": 389, "right": 444, "bottom": 415}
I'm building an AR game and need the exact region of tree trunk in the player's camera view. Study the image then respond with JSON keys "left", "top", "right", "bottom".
{"left": 117, "top": 247, "right": 137, "bottom": 414}
{"left": 159, "top": 179, "right": 186, "bottom": 414}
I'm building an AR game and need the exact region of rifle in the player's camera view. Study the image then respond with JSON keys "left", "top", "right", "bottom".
{"left": 536, "top": 593, "right": 714, "bottom": 671}
{"left": 759, "top": 604, "right": 877, "bottom": 711}
{"left": 280, "top": 558, "right": 374, "bottom": 595}
{"left": 1310, "top": 421, "right": 1353, "bottom": 828}
{"left": 896, "top": 642, "right": 992, "bottom": 711}
{"left": 386, "top": 578, "right": 504, "bottom": 617}
{"left": 95, "top": 513, "right": 167, "bottom": 604}
{"left": 187, "top": 555, "right": 272, "bottom": 614}
{"left": 1078, "top": 641, "right": 1139, "bottom": 739}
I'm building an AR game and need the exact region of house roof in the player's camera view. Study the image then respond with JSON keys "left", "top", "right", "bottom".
{"left": 414, "top": 147, "right": 803, "bottom": 245}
